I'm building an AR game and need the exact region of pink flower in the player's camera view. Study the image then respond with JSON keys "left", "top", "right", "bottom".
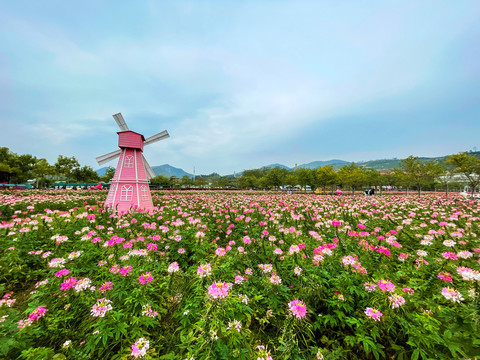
{"left": 364, "top": 282, "right": 376, "bottom": 292}
{"left": 378, "top": 279, "right": 395, "bottom": 292}
{"left": 91, "top": 298, "right": 112, "bottom": 317}
{"left": 441, "top": 287, "right": 464, "bottom": 303}
{"left": 365, "top": 307, "right": 382, "bottom": 321}
{"left": 215, "top": 247, "right": 226, "bottom": 256}
{"left": 388, "top": 295, "right": 406, "bottom": 309}
{"left": 139, "top": 272, "right": 153, "bottom": 285}
{"left": 207, "top": 281, "right": 233, "bottom": 299}
{"left": 269, "top": 273, "right": 282, "bottom": 285}
{"left": 55, "top": 269, "right": 70, "bottom": 277}
{"left": 288, "top": 299, "right": 307, "bottom": 319}
{"left": 141, "top": 303, "right": 158, "bottom": 318}
{"left": 28, "top": 306, "right": 48, "bottom": 321}
{"left": 243, "top": 236, "right": 252, "bottom": 244}
{"left": 197, "top": 263, "right": 212, "bottom": 277}
{"left": 99, "top": 281, "right": 113, "bottom": 293}
{"left": 131, "top": 337, "right": 150, "bottom": 358}
{"left": 167, "top": 262, "right": 180, "bottom": 273}
{"left": 438, "top": 271, "right": 452, "bottom": 282}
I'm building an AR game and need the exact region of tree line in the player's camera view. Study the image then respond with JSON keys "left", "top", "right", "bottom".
{"left": 151, "top": 153, "right": 480, "bottom": 196}
{"left": 0, "top": 147, "right": 102, "bottom": 188}
{"left": 1, "top": 146, "right": 479, "bottom": 194}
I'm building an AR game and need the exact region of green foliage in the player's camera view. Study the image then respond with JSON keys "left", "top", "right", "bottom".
{"left": 0, "top": 191, "right": 479, "bottom": 359}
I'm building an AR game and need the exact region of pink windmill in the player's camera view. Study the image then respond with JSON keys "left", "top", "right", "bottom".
{"left": 96, "top": 113, "right": 170, "bottom": 213}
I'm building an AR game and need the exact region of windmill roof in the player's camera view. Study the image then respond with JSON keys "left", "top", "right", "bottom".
{"left": 117, "top": 130, "right": 146, "bottom": 141}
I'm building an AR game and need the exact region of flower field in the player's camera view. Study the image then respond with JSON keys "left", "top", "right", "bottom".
{"left": 1, "top": 191, "right": 479, "bottom": 360}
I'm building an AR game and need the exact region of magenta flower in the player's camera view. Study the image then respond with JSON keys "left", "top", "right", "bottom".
{"left": 28, "top": 306, "right": 48, "bottom": 321}
{"left": 120, "top": 265, "right": 132, "bottom": 276}
{"left": 139, "top": 272, "right": 153, "bottom": 284}
{"left": 331, "top": 220, "right": 341, "bottom": 227}
{"left": 288, "top": 299, "right": 307, "bottom": 319}
{"left": 60, "top": 277, "right": 77, "bottom": 291}
{"left": 378, "top": 279, "right": 395, "bottom": 292}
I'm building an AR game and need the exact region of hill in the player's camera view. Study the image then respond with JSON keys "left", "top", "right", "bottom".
{"left": 95, "top": 164, "right": 193, "bottom": 178}
{"left": 96, "top": 152, "right": 480, "bottom": 178}
{"left": 299, "top": 159, "right": 349, "bottom": 169}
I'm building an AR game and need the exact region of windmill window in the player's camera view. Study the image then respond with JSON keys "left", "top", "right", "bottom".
{"left": 124, "top": 155, "right": 134, "bottom": 168}
{"left": 141, "top": 185, "right": 149, "bottom": 200}
{"left": 120, "top": 184, "right": 133, "bottom": 201}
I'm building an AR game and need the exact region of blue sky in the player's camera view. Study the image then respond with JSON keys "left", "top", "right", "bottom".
{"left": 1, "top": 1, "right": 479, "bottom": 175}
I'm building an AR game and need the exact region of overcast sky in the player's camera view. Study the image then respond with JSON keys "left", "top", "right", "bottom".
{"left": 1, "top": 1, "right": 479, "bottom": 175}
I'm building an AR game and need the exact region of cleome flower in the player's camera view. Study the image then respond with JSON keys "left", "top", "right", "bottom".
{"left": 131, "top": 337, "right": 150, "bottom": 358}
{"left": 441, "top": 287, "right": 464, "bottom": 303}
{"left": 207, "top": 281, "right": 233, "bottom": 299}
{"left": 288, "top": 299, "right": 307, "bottom": 319}
{"left": 91, "top": 298, "right": 113, "bottom": 317}
{"left": 365, "top": 307, "right": 383, "bottom": 321}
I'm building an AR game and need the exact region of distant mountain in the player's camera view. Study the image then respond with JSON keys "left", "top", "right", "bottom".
{"left": 96, "top": 167, "right": 108, "bottom": 176}
{"left": 151, "top": 164, "right": 193, "bottom": 178}
{"left": 95, "top": 164, "right": 193, "bottom": 178}
{"left": 298, "top": 159, "right": 349, "bottom": 169}
{"left": 264, "top": 163, "right": 293, "bottom": 170}
{"left": 96, "top": 152, "right": 480, "bottom": 178}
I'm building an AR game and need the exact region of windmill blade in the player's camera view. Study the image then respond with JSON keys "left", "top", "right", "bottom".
{"left": 142, "top": 155, "right": 156, "bottom": 180}
{"left": 96, "top": 149, "right": 122, "bottom": 166}
{"left": 113, "top": 113, "right": 129, "bottom": 131}
{"left": 144, "top": 130, "right": 170, "bottom": 146}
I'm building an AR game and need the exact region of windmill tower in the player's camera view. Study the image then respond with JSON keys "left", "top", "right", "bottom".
{"left": 96, "top": 113, "right": 170, "bottom": 213}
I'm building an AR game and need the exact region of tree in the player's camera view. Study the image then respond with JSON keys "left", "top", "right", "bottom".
{"left": 150, "top": 175, "right": 173, "bottom": 188}
{"left": 100, "top": 166, "right": 116, "bottom": 183}
{"left": 296, "top": 168, "right": 316, "bottom": 193}
{"left": 10, "top": 153, "right": 37, "bottom": 183}
{"left": 446, "top": 152, "right": 480, "bottom": 196}
{"left": 0, "top": 147, "right": 16, "bottom": 183}
{"left": 338, "top": 163, "right": 366, "bottom": 195}
{"left": 399, "top": 156, "right": 444, "bottom": 196}
{"left": 72, "top": 165, "right": 99, "bottom": 183}
{"left": 265, "top": 167, "right": 288, "bottom": 190}
{"left": 195, "top": 176, "right": 208, "bottom": 188}
{"left": 316, "top": 165, "right": 338, "bottom": 194}
{"left": 55, "top": 155, "right": 80, "bottom": 184}
{"left": 218, "top": 176, "right": 233, "bottom": 188}
{"left": 33, "top": 158, "right": 55, "bottom": 188}
{"left": 181, "top": 175, "right": 194, "bottom": 188}
{"left": 237, "top": 175, "right": 258, "bottom": 189}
